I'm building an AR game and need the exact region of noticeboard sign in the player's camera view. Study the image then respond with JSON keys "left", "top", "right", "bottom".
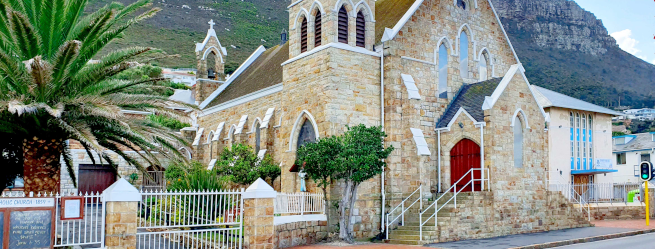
{"left": 0, "top": 197, "right": 55, "bottom": 249}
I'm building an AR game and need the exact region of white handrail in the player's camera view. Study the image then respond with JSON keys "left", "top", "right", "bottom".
{"left": 570, "top": 186, "right": 591, "bottom": 221}
{"left": 385, "top": 184, "right": 422, "bottom": 240}
{"left": 419, "top": 168, "right": 489, "bottom": 239}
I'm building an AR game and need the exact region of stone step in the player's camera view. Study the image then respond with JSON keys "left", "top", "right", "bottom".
{"left": 389, "top": 229, "right": 439, "bottom": 236}
{"left": 384, "top": 239, "right": 424, "bottom": 245}
{"left": 394, "top": 225, "right": 439, "bottom": 231}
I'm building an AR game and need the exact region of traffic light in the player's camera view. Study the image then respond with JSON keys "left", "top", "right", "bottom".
{"left": 639, "top": 161, "right": 653, "bottom": 181}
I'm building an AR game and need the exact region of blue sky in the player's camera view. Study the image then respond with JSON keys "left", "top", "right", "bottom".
{"left": 573, "top": 0, "right": 655, "bottom": 64}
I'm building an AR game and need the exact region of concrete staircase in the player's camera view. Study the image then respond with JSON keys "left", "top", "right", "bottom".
{"left": 384, "top": 193, "right": 478, "bottom": 245}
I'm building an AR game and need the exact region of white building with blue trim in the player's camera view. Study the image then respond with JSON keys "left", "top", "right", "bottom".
{"left": 532, "top": 85, "right": 623, "bottom": 185}
{"left": 612, "top": 133, "right": 655, "bottom": 183}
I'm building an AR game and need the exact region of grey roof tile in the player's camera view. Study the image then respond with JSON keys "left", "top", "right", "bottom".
{"left": 436, "top": 78, "right": 502, "bottom": 129}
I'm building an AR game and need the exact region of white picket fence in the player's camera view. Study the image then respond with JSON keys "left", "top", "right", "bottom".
{"left": 137, "top": 189, "right": 244, "bottom": 249}
{"left": 0, "top": 191, "right": 105, "bottom": 248}
{"left": 274, "top": 192, "right": 325, "bottom": 215}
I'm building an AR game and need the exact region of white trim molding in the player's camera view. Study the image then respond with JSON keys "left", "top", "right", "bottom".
{"left": 250, "top": 117, "right": 263, "bottom": 133}
{"left": 333, "top": 0, "right": 356, "bottom": 15}
{"left": 192, "top": 128, "right": 205, "bottom": 146}
{"left": 401, "top": 74, "right": 422, "bottom": 100}
{"left": 201, "top": 46, "right": 225, "bottom": 62}
{"left": 511, "top": 108, "right": 530, "bottom": 128}
{"left": 199, "top": 46, "right": 267, "bottom": 109}
{"left": 436, "top": 37, "right": 456, "bottom": 56}
{"left": 281, "top": 43, "right": 380, "bottom": 66}
{"left": 482, "top": 64, "right": 550, "bottom": 122}
{"left": 200, "top": 84, "right": 284, "bottom": 117}
{"left": 410, "top": 128, "right": 431, "bottom": 156}
{"left": 212, "top": 122, "right": 225, "bottom": 141}
{"left": 288, "top": 110, "right": 320, "bottom": 152}
{"left": 381, "top": 0, "right": 426, "bottom": 43}
{"left": 261, "top": 107, "right": 276, "bottom": 128}
{"left": 354, "top": 0, "right": 375, "bottom": 21}
{"left": 287, "top": 0, "right": 305, "bottom": 9}
{"left": 309, "top": 1, "right": 326, "bottom": 15}
{"left": 292, "top": 8, "right": 310, "bottom": 30}
{"left": 436, "top": 107, "right": 486, "bottom": 132}
{"left": 235, "top": 115, "right": 249, "bottom": 134}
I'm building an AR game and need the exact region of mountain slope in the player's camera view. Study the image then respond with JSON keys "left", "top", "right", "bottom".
{"left": 92, "top": 0, "right": 654, "bottom": 108}
{"left": 491, "top": 0, "right": 655, "bottom": 108}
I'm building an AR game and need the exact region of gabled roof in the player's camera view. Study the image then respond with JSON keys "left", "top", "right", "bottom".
{"left": 374, "top": 0, "right": 521, "bottom": 64}
{"left": 202, "top": 42, "right": 289, "bottom": 109}
{"left": 374, "top": 0, "right": 418, "bottom": 43}
{"left": 436, "top": 78, "right": 503, "bottom": 128}
{"left": 531, "top": 85, "right": 624, "bottom": 116}
{"left": 613, "top": 133, "right": 655, "bottom": 152}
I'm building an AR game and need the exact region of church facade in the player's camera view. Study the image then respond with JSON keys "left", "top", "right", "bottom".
{"left": 189, "top": 0, "right": 589, "bottom": 240}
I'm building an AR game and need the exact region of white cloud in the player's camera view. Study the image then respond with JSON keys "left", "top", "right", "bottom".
{"left": 611, "top": 29, "right": 641, "bottom": 55}
{"left": 652, "top": 59, "right": 655, "bottom": 65}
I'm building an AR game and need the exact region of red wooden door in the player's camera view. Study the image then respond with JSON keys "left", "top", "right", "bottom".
{"left": 450, "top": 139, "right": 481, "bottom": 192}
{"left": 79, "top": 164, "right": 116, "bottom": 194}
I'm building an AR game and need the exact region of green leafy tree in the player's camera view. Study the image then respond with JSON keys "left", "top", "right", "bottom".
{"left": 295, "top": 125, "right": 393, "bottom": 242}
{"left": 295, "top": 135, "right": 343, "bottom": 230}
{"left": 215, "top": 144, "right": 281, "bottom": 186}
{"left": 0, "top": 0, "right": 191, "bottom": 193}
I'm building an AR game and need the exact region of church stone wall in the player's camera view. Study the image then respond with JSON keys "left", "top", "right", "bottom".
{"left": 381, "top": 0, "right": 520, "bottom": 204}
{"left": 485, "top": 73, "right": 551, "bottom": 235}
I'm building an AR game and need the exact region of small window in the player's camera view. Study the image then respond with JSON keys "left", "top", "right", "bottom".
{"left": 479, "top": 52, "right": 488, "bottom": 81}
{"left": 457, "top": 0, "right": 467, "bottom": 10}
{"left": 338, "top": 6, "right": 348, "bottom": 44}
{"left": 300, "top": 17, "right": 308, "bottom": 53}
{"left": 314, "top": 12, "right": 322, "bottom": 47}
{"left": 459, "top": 31, "right": 469, "bottom": 79}
{"left": 356, "top": 11, "right": 366, "bottom": 48}
{"left": 438, "top": 44, "right": 448, "bottom": 99}
{"left": 514, "top": 116, "right": 523, "bottom": 168}
{"left": 255, "top": 124, "right": 261, "bottom": 152}
{"left": 616, "top": 153, "right": 626, "bottom": 165}
{"left": 297, "top": 119, "right": 316, "bottom": 149}
{"left": 614, "top": 137, "right": 625, "bottom": 145}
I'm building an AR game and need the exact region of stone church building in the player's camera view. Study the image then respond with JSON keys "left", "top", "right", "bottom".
{"left": 189, "top": 0, "right": 589, "bottom": 242}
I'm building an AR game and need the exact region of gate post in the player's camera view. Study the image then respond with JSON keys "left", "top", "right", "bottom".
{"left": 243, "top": 178, "right": 277, "bottom": 249}
{"left": 102, "top": 178, "right": 142, "bottom": 249}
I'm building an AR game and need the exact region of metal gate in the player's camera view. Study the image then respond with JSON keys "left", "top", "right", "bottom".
{"left": 137, "top": 189, "right": 244, "bottom": 249}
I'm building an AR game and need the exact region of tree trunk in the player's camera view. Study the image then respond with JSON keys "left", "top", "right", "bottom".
{"left": 346, "top": 183, "right": 358, "bottom": 242}
{"left": 22, "top": 137, "right": 64, "bottom": 194}
{"left": 322, "top": 186, "right": 330, "bottom": 232}
{"left": 338, "top": 181, "right": 353, "bottom": 243}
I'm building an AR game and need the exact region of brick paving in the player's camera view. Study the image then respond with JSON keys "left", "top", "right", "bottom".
{"left": 592, "top": 219, "right": 655, "bottom": 230}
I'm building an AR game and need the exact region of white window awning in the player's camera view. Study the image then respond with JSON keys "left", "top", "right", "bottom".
{"left": 401, "top": 74, "right": 421, "bottom": 100}
{"left": 207, "top": 159, "right": 217, "bottom": 170}
{"left": 192, "top": 128, "right": 205, "bottom": 146}
{"left": 212, "top": 122, "right": 225, "bottom": 141}
{"left": 410, "top": 128, "right": 431, "bottom": 156}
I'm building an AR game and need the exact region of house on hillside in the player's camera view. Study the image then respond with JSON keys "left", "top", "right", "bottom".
{"left": 531, "top": 85, "right": 623, "bottom": 185}
{"left": 184, "top": 0, "right": 596, "bottom": 243}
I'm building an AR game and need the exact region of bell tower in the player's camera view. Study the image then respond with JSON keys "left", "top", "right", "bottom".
{"left": 195, "top": 19, "right": 227, "bottom": 103}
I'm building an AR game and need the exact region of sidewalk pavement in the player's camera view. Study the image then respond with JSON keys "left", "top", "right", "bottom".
{"left": 291, "top": 219, "right": 655, "bottom": 249}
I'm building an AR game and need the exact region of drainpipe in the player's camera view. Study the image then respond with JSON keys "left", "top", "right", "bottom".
{"left": 480, "top": 124, "right": 485, "bottom": 191}
{"left": 380, "top": 42, "right": 386, "bottom": 233}
{"left": 438, "top": 129, "right": 442, "bottom": 193}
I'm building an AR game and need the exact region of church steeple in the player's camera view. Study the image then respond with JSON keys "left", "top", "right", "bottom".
{"left": 195, "top": 19, "right": 228, "bottom": 103}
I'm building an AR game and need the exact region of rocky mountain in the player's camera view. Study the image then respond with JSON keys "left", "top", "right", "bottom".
{"left": 491, "top": 0, "right": 655, "bottom": 108}
{"left": 91, "top": 0, "right": 655, "bottom": 108}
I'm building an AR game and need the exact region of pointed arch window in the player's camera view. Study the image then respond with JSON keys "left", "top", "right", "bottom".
{"left": 338, "top": 6, "right": 349, "bottom": 44}
{"left": 479, "top": 51, "right": 489, "bottom": 81}
{"left": 300, "top": 16, "right": 308, "bottom": 53}
{"left": 438, "top": 43, "right": 448, "bottom": 99}
{"left": 297, "top": 119, "right": 316, "bottom": 149}
{"left": 254, "top": 122, "right": 262, "bottom": 152}
{"left": 356, "top": 11, "right": 366, "bottom": 48}
{"left": 459, "top": 31, "right": 469, "bottom": 79}
{"left": 514, "top": 116, "right": 523, "bottom": 168}
{"left": 314, "top": 12, "right": 322, "bottom": 47}
{"left": 457, "top": 0, "right": 467, "bottom": 10}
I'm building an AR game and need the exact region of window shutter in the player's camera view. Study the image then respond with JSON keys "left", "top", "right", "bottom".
{"left": 356, "top": 12, "right": 365, "bottom": 48}
{"left": 338, "top": 6, "right": 348, "bottom": 44}
{"left": 301, "top": 17, "right": 308, "bottom": 53}
{"left": 315, "top": 12, "right": 322, "bottom": 47}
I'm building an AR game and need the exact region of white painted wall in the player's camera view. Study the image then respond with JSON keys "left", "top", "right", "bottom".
{"left": 546, "top": 107, "right": 615, "bottom": 184}
{"left": 612, "top": 150, "right": 652, "bottom": 183}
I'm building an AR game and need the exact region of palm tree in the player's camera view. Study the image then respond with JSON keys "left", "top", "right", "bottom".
{"left": 0, "top": 0, "right": 191, "bottom": 193}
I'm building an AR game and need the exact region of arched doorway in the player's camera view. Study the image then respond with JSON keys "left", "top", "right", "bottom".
{"left": 450, "top": 139, "right": 481, "bottom": 192}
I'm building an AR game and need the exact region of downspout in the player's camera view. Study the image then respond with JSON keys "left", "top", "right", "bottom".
{"left": 380, "top": 41, "right": 386, "bottom": 233}
{"left": 480, "top": 124, "right": 485, "bottom": 191}
{"left": 438, "top": 129, "right": 442, "bottom": 193}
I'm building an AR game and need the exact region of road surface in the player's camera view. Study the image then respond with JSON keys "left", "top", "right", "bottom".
{"left": 555, "top": 233, "right": 655, "bottom": 249}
